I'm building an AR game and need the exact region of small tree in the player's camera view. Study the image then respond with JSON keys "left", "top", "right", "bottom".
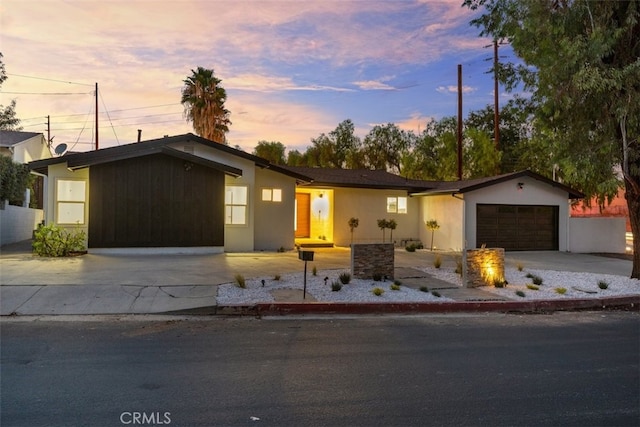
{"left": 425, "top": 219, "right": 440, "bottom": 251}
{"left": 387, "top": 219, "right": 397, "bottom": 245}
{"left": 348, "top": 217, "right": 359, "bottom": 245}
{"left": 377, "top": 219, "right": 388, "bottom": 243}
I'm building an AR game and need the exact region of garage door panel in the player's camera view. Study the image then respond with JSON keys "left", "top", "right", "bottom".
{"left": 477, "top": 204, "right": 559, "bottom": 251}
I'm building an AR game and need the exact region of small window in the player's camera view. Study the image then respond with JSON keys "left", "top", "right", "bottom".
{"left": 387, "top": 196, "right": 407, "bottom": 214}
{"left": 261, "top": 188, "right": 282, "bottom": 202}
{"left": 225, "top": 185, "right": 248, "bottom": 225}
{"left": 57, "top": 179, "right": 86, "bottom": 224}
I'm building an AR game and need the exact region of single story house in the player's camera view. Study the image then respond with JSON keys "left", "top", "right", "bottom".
{"left": 29, "top": 133, "right": 584, "bottom": 253}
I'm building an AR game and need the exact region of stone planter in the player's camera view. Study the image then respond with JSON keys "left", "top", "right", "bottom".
{"left": 464, "top": 248, "right": 505, "bottom": 288}
{"left": 351, "top": 243, "right": 394, "bottom": 280}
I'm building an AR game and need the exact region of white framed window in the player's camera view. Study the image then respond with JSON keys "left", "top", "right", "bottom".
{"left": 387, "top": 196, "right": 407, "bottom": 214}
{"left": 225, "top": 185, "right": 248, "bottom": 225}
{"left": 261, "top": 188, "right": 282, "bottom": 202}
{"left": 57, "top": 179, "right": 87, "bottom": 224}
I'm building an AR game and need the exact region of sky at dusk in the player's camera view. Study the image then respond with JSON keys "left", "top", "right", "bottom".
{"left": 1, "top": 0, "right": 521, "bottom": 154}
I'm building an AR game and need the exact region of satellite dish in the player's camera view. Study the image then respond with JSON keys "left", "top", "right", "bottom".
{"left": 54, "top": 143, "right": 68, "bottom": 156}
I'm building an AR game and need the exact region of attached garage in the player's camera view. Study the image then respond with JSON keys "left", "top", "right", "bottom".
{"left": 476, "top": 204, "right": 559, "bottom": 251}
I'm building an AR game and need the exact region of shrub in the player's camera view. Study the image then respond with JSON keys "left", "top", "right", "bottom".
{"left": 526, "top": 273, "right": 543, "bottom": 286}
{"left": 312, "top": 266, "right": 317, "bottom": 276}
{"left": 433, "top": 254, "right": 442, "bottom": 269}
{"left": 419, "top": 286, "right": 429, "bottom": 293}
{"left": 598, "top": 281, "right": 609, "bottom": 290}
{"left": 234, "top": 274, "right": 246, "bottom": 289}
{"left": 277, "top": 246, "right": 286, "bottom": 253}
{"left": 493, "top": 278, "right": 507, "bottom": 288}
{"left": 372, "top": 287, "right": 385, "bottom": 296}
{"left": 555, "top": 287, "right": 567, "bottom": 295}
{"left": 32, "top": 224, "right": 86, "bottom": 257}
{"left": 515, "top": 290, "right": 526, "bottom": 298}
{"left": 526, "top": 284, "right": 540, "bottom": 290}
{"left": 331, "top": 281, "right": 342, "bottom": 292}
{"left": 393, "top": 279, "right": 402, "bottom": 286}
{"left": 455, "top": 257, "right": 463, "bottom": 275}
{"left": 405, "top": 244, "right": 416, "bottom": 252}
{"left": 517, "top": 262, "right": 524, "bottom": 271}
{"left": 273, "top": 274, "right": 281, "bottom": 281}
{"left": 431, "top": 291, "right": 441, "bottom": 298}
{"left": 339, "top": 272, "right": 351, "bottom": 284}
{"left": 372, "top": 272, "right": 383, "bottom": 281}
{"left": 390, "top": 284, "right": 401, "bottom": 291}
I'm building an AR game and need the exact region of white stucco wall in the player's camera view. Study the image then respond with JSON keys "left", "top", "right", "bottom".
{"left": 568, "top": 217, "right": 626, "bottom": 253}
{"left": 419, "top": 194, "right": 465, "bottom": 251}
{"left": 463, "top": 176, "right": 571, "bottom": 251}
{"left": 11, "top": 135, "right": 52, "bottom": 163}
{"left": 253, "top": 168, "right": 297, "bottom": 251}
{"left": 332, "top": 188, "right": 420, "bottom": 246}
{"left": 0, "top": 204, "right": 44, "bottom": 246}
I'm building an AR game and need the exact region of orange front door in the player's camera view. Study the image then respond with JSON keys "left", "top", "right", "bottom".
{"left": 295, "top": 193, "right": 310, "bottom": 238}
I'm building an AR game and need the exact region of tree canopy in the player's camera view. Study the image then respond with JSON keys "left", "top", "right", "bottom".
{"left": 463, "top": 0, "right": 640, "bottom": 277}
{"left": 181, "top": 67, "right": 231, "bottom": 144}
{"left": 0, "top": 53, "right": 22, "bottom": 131}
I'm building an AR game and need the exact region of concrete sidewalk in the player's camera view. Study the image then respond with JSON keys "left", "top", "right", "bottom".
{"left": 1, "top": 240, "right": 636, "bottom": 316}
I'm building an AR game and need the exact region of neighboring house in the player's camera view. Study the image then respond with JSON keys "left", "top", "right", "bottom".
{"left": 0, "top": 130, "right": 51, "bottom": 163}
{"left": 29, "top": 133, "right": 309, "bottom": 253}
{"left": 0, "top": 131, "right": 51, "bottom": 246}
{"left": 29, "top": 133, "right": 587, "bottom": 254}
{"left": 286, "top": 167, "right": 584, "bottom": 252}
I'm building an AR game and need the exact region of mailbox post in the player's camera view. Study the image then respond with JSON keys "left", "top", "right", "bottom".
{"left": 298, "top": 250, "right": 314, "bottom": 299}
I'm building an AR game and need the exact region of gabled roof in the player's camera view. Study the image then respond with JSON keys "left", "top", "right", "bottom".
{"left": 29, "top": 133, "right": 311, "bottom": 181}
{"left": 283, "top": 166, "right": 437, "bottom": 191}
{"left": 415, "top": 170, "right": 585, "bottom": 199}
{"left": 0, "top": 131, "right": 44, "bottom": 147}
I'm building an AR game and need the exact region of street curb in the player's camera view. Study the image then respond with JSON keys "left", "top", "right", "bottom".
{"left": 211, "top": 295, "right": 640, "bottom": 317}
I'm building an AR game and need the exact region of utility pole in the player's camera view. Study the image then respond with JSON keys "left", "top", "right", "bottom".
{"left": 457, "top": 64, "right": 463, "bottom": 181}
{"left": 493, "top": 40, "right": 500, "bottom": 151}
{"left": 95, "top": 82, "right": 99, "bottom": 150}
{"left": 47, "top": 115, "right": 51, "bottom": 147}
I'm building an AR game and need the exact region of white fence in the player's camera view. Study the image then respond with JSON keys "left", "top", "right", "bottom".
{"left": 0, "top": 203, "right": 44, "bottom": 247}
{"left": 568, "top": 217, "right": 627, "bottom": 254}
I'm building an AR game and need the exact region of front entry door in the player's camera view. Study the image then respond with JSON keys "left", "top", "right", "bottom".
{"left": 295, "top": 193, "right": 310, "bottom": 238}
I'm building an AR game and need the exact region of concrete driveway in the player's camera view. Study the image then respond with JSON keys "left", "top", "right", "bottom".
{"left": 0, "top": 240, "right": 634, "bottom": 315}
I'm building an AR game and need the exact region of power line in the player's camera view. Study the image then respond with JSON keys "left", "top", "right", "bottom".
{"left": 1, "top": 91, "right": 92, "bottom": 95}
{"left": 6, "top": 73, "right": 94, "bottom": 86}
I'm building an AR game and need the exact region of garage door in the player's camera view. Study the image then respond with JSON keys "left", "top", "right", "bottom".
{"left": 476, "top": 204, "right": 559, "bottom": 251}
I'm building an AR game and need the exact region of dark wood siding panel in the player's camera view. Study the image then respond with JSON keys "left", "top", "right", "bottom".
{"left": 476, "top": 204, "right": 559, "bottom": 251}
{"left": 89, "top": 154, "right": 224, "bottom": 248}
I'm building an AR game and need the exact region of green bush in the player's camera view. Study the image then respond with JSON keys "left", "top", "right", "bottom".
{"left": 331, "top": 281, "right": 342, "bottom": 292}
{"left": 555, "top": 287, "right": 567, "bottom": 295}
{"left": 339, "top": 272, "right": 351, "bottom": 284}
{"left": 372, "top": 272, "right": 383, "bottom": 281}
{"left": 312, "top": 266, "right": 317, "bottom": 276}
{"left": 393, "top": 279, "right": 402, "bottom": 286}
{"left": 273, "top": 274, "right": 281, "bottom": 281}
{"left": 419, "top": 286, "right": 429, "bottom": 293}
{"left": 234, "top": 274, "right": 246, "bottom": 289}
{"left": 32, "top": 224, "right": 86, "bottom": 257}
{"left": 431, "top": 291, "right": 441, "bottom": 298}
{"left": 525, "top": 273, "right": 543, "bottom": 286}
{"left": 0, "top": 156, "right": 34, "bottom": 206}
{"left": 493, "top": 278, "right": 507, "bottom": 288}
{"left": 526, "top": 284, "right": 539, "bottom": 290}
{"left": 515, "top": 290, "right": 526, "bottom": 298}
{"left": 405, "top": 244, "right": 416, "bottom": 252}
{"left": 390, "top": 284, "right": 401, "bottom": 291}
{"left": 517, "top": 262, "right": 524, "bottom": 271}
{"left": 372, "top": 287, "right": 385, "bottom": 296}
{"left": 597, "top": 281, "right": 609, "bottom": 290}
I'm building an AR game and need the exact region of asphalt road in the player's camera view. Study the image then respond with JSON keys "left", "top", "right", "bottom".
{"left": 1, "top": 312, "right": 639, "bottom": 427}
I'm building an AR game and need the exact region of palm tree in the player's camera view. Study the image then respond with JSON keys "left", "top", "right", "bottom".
{"left": 181, "top": 67, "right": 231, "bottom": 143}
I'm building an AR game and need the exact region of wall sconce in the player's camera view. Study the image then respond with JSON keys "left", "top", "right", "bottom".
{"left": 517, "top": 182, "right": 524, "bottom": 190}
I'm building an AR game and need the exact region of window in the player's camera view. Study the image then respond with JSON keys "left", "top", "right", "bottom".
{"left": 261, "top": 188, "right": 282, "bottom": 202}
{"left": 57, "top": 179, "right": 86, "bottom": 224}
{"left": 225, "top": 185, "right": 248, "bottom": 225}
{"left": 387, "top": 196, "right": 407, "bottom": 214}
